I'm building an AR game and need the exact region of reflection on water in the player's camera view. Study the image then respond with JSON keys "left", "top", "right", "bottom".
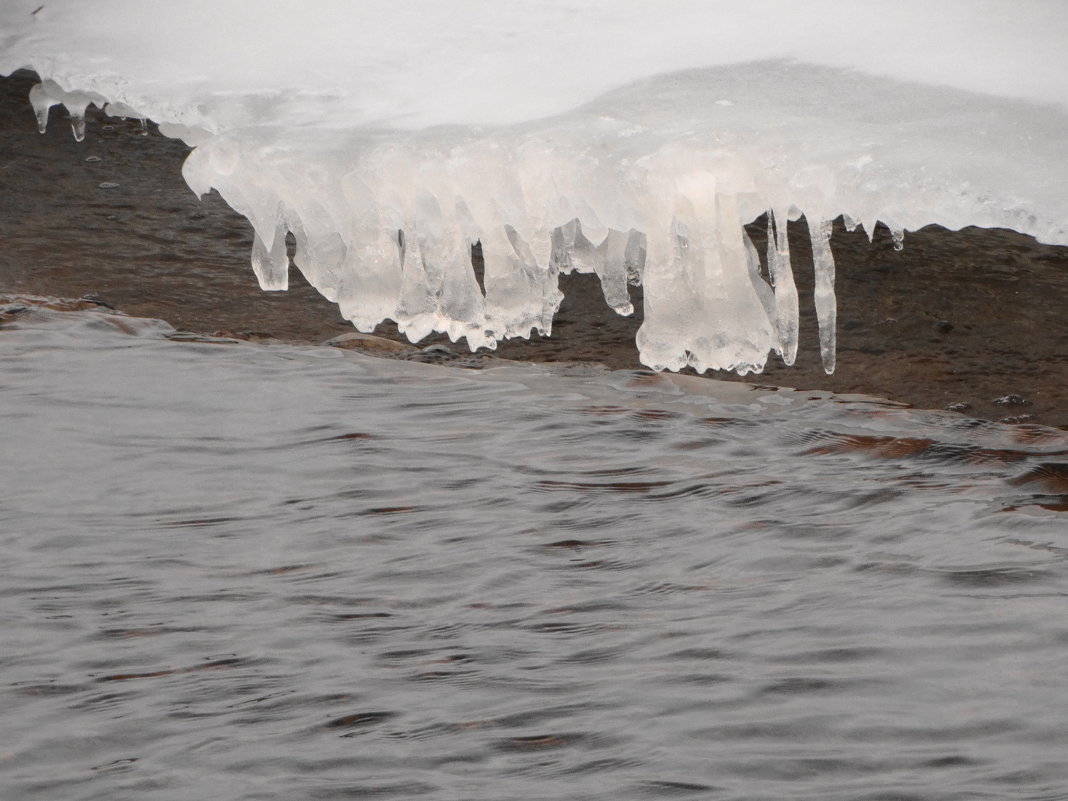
{"left": 2, "top": 302, "right": 1067, "bottom": 800}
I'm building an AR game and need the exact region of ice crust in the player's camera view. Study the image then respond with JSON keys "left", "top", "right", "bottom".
{"left": 3, "top": 1, "right": 1067, "bottom": 375}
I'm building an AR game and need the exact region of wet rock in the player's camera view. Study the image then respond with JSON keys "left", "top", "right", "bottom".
{"left": 209, "top": 329, "right": 276, "bottom": 342}
{"left": 407, "top": 344, "right": 460, "bottom": 364}
{"left": 81, "top": 293, "right": 115, "bottom": 310}
{"left": 1000, "top": 414, "right": 1035, "bottom": 424}
{"left": 936, "top": 320, "right": 954, "bottom": 334}
{"left": 323, "top": 331, "right": 417, "bottom": 356}
{"left": 992, "top": 394, "right": 1032, "bottom": 407}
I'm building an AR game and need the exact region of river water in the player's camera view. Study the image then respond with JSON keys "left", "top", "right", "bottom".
{"left": 2, "top": 301, "right": 1067, "bottom": 801}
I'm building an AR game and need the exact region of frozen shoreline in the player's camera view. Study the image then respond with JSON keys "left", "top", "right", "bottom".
{"left": 2, "top": 70, "right": 1066, "bottom": 428}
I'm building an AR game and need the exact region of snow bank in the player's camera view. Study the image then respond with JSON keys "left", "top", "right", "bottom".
{"left": 3, "top": 1, "right": 1066, "bottom": 373}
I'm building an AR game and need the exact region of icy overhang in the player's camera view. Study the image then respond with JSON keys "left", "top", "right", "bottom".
{"left": 2, "top": 0, "right": 1065, "bottom": 375}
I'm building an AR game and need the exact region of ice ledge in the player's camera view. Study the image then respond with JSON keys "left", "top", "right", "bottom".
{"left": 12, "top": 61, "right": 1068, "bottom": 376}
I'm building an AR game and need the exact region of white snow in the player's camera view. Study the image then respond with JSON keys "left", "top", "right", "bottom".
{"left": 2, "top": 1, "right": 1066, "bottom": 373}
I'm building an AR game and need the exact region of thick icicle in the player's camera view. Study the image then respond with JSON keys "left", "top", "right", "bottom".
{"left": 484, "top": 224, "right": 562, "bottom": 339}
{"left": 637, "top": 172, "right": 775, "bottom": 375}
{"left": 412, "top": 196, "right": 490, "bottom": 348}
{"left": 808, "top": 217, "right": 837, "bottom": 374}
{"left": 336, "top": 173, "right": 405, "bottom": 333}
{"left": 27, "top": 82, "right": 55, "bottom": 133}
{"left": 551, "top": 219, "right": 591, "bottom": 274}
{"left": 395, "top": 192, "right": 490, "bottom": 348}
{"left": 287, "top": 203, "right": 345, "bottom": 303}
{"left": 395, "top": 225, "right": 437, "bottom": 343}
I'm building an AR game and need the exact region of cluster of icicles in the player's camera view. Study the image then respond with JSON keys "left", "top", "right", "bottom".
{"left": 31, "top": 79, "right": 853, "bottom": 377}
{"left": 30, "top": 78, "right": 147, "bottom": 140}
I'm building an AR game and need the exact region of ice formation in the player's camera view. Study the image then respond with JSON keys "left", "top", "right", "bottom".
{"left": 3, "top": 1, "right": 1066, "bottom": 374}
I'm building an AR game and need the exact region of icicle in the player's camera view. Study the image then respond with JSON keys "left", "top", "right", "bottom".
{"left": 416, "top": 194, "right": 490, "bottom": 349}
{"left": 395, "top": 222, "right": 437, "bottom": 343}
{"left": 508, "top": 224, "right": 563, "bottom": 335}
{"left": 27, "top": 82, "right": 56, "bottom": 134}
{"left": 480, "top": 224, "right": 562, "bottom": 340}
{"left": 28, "top": 80, "right": 100, "bottom": 141}
{"left": 597, "top": 229, "right": 634, "bottom": 316}
{"left": 436, "top": 237, "right": 491, "bottom": 349}
{"left": 68, "top": 107, "right": 88, "bottom": 142}
{"left": 288, "top": 207, "right": 345, "bottom": 303}
{"left": 808, "top": 217, "right": 837, "bottom": 374}
{"left": 398, "top": 201, "right": 491, "bottom": 351}
{"left": 396, "top": 196, "right": 447, "bottom": 343}
{"left": 566, "top": 220, "right": 600, "bottom": 275}
{"left": 335, "top": 174, "right": 405, "bottom": 333}
{"left": 549, "top": 220, "right": 577, "bottom": 273}
{"left": 862, "top": 214, "right": 878, "bottom": 242}
{"left": 250, "top": 212, "right": 289, "bottom": 291}
{"left": 637, "top": 175, "right": 774, "bottom": 376}
{"left": 336, "top": 228, "right": 404, "bottom": 334}
{"left": 624, "top": 230, "right": 645, "bottom": 287}
{"left": 743, "top": 227, "right": 776, "bottom": 333}
{"left": 103, "top": 101, "right": 149, "bottom": 136}
{"left": 767, "top": 208, "right": 799, "bottom": 366}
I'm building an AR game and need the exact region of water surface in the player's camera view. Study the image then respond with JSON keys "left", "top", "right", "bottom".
{"left": 2, "top": 304, "right": 1067, "bottom": 800}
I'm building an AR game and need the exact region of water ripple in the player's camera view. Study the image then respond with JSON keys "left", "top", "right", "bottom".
{"left": 1, "top": 308, "right": 1066, "bottom": 800}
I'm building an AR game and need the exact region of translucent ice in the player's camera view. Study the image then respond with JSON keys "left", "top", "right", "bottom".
{"left": 26, "top": 78, "right": 103, "bottom": 141}
{"left": 766, "top": 210, "right": 799, "bottom": 367}
{"left": 2, "top": 1, "right": 1066, "bottom": 374}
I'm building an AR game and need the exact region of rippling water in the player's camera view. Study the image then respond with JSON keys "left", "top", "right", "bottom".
{"left": 2, "top": 303, "right": 1067, "bottom": 801}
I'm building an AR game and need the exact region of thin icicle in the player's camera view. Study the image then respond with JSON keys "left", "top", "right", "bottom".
{"left": 808, "top": 217, "right": 837, "bottom": 374}
{"left": 624, "top": 230, "right": 645, "bottom": 287}
{"left": 68, "top": 107, "right": 88, "bottom": 142}
{"left": 767, "top": 209, "right": 799, "bottom": 366}
{"left": 250, "top": 215, "right": 290, "bottom": 290}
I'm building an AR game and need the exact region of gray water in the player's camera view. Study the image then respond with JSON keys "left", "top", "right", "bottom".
{"left": 2, "top": 304, "right": 1067, "bottom": 801}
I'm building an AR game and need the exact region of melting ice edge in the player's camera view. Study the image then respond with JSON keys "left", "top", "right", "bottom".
{"left": 19, "top": 61, "right": 1068, "bottom": 377}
